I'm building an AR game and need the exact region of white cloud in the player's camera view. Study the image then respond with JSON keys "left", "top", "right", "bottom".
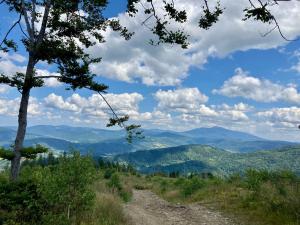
{"left": 44, "top": 92, "right": 144, "bottom": 118}
{"left": 214, "top": 103, "right": 252, "bottom": 121}
{"left": 154, "top": 88, "right": 208, "bottom": 113}
{"left": 0, "top": 97, "right": 42, "bottom": 116}
{"left": 36, "top": 69, "right": 62, "bottom": 87}
{"left": 216, "top": 102, "right": 253, "bottom": 112}
{"left": 45, "top": 93, "right": 80, "bottom": 112}
{"left": 0, "top": 53, "right": 61, "bottom": 87}
{"left": 87, "top": 0, "right": 300, "bottom": 86}
{"left": 0, "top": 52, "right": 26, "bottom": 63}
{"left": 292, "top": 61, "right": 300, "bottom": 73}
{"left": 0, "top": 58, "right": 26, "bottom": 75}
{"left": 257, "top": 107, "right": 300, "bottom": 128}
{"left": 213, "top": 68, "right": 300, "bottom": 104}
{"left": 291, "top": 50, "right": 300, "bottom": 73}
{"left": 0, "top": 85, "right": 9, "bottom": 94}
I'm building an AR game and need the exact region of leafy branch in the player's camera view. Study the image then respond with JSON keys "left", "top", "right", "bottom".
{"left": 0, "top": 145, "right": 48, "bottom": 161}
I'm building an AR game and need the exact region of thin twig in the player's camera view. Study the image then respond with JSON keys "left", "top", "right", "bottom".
{"left": 141, "top": 14, "right": 154, "bottom": 25}
{"left": 248, "top": 0, "right": 256, "bottom": 8}
{"left": 248, "top": 0, "right": 297, "bottom": 41}
{"left": 260, "top": 25, "right": 277, "bottom": 37}
{"left": 203, "top": 0, "right": 209, "bottom": 10}
{"left": 0, "top": 13, "right": 22, "bottom": 47}
{"left": 18, "top": 23, "right": 29, "bottom": 39}
{"left": 97, "top": 91, "right": 125, "bottom": 128}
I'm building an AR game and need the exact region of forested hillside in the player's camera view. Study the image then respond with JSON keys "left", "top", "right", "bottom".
{"left": 115, "top": 145, "right": 300, "bottom": 176}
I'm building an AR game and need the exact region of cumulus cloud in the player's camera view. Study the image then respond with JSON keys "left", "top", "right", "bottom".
{"left": 0, "top": 53, "right": 61, "bottom": 87}
{"left": 154, "top": 88, "right": 209, "bottom": 113}
{"left": 44, "top": 92, "right": 144, "bottom": 118}
{"left": 213, "top": 68, "right": 300, "bottom": 104}
{"left": 0, "top": 52, "right": 26, "bottom": 63}
{"left": 0, "top": 85, "right": 9, "bottom": 94}
{"left": 0, "top": 97, "right": 42, "bottom": 116}
{"left": 291, "top": 50, "right": 300, "bottom": 73}
{"left": 36, "top": 69, "right": 62, "bottom": 87}
{"left": 42, "top": 92, "right": 175, "bottom": 128}
{"left": 214, "top": 103, "right": 253, "bottom": 121}
{"left": 292, "top": 61, "right": 300, "bottom": 73}
{"left": 257, "top": 107, "right": 300, "bottom": 128}
{"left": 0, "top": 58, "right": 27, "bottom": 76}
{"left": 87, "top": 0, "right": 300, "bottom": 86}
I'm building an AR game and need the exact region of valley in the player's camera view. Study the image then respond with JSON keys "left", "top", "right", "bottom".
{"left": 1, "top": 125, "right": 299, "bottom": 175}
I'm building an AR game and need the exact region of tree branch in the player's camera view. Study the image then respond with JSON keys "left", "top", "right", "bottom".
{"left": 34, "top": 75, "right": 60, "bottom": 79}
{"left": 141, "top": 14, "right": 154, "bottom": 26}
{"left": 203, "top": 0, "right": 209, "bottom": 10}
{"left": 31, "top": 0, "right": 36, "bottom": 35}
{"left": 248, "top": 0, "right": 297, "bottom": 41}
{"left": 96, "top": 91, "right": 125, "bottom": 128}
{"left": 21, "top": 0, "right": 34, "bottom": 41}
{"left": 18, "top": 22, "right": 29, "bottom": 39}
{"left": 0, "top": 13, "right": 22, "bottom": 47}
{"left": 37, "top": 0, "right": 51, "bottom": 45}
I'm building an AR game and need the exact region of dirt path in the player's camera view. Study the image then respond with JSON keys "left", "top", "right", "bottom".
{"left": 124, "top": 190, "right": 239, "bottom": 225}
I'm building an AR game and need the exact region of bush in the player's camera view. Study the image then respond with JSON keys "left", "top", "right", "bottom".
{"left": 181, "top": 177, "right": 205, "bottom": 197}
{"left": 244, "top": 169, "right": 270, "bottom": 191}
{"left": 0, "top": 179, "right": 45, "bottom": 225}
{"left": 0, "top": 152, "right": 96, "bottom": 225}
{"left": 107, "top": 174, "right": 122, "bottom": 191}
{"left": 107, "top": 174, "right": 132, "bottom": 202}
{"left": 104, "top": 169, "right": 115, "bottom": 179}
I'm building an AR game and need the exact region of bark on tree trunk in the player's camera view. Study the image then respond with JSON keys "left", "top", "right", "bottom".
{"left": 10, "top": 57, "right": 35, "bottom": 181}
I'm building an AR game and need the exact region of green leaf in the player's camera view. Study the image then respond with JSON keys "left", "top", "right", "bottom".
{"left": 0, "top": 147, "right": 14, "bottom": 160}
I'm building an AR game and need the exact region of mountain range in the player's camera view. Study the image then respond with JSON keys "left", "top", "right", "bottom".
{"left": 114, "top": 144, "right": 300, "bottom": 176}
{"left": 0, "top": 125, "right": 298, "bottom": 155}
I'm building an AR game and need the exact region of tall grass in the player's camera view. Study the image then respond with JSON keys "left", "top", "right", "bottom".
{"left": 141, "top": 170, "right": 300, "bottom": 225}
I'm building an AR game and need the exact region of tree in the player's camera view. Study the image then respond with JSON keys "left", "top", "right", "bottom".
{"left": 0, "top": 0, "right": 294, "bottom": 180}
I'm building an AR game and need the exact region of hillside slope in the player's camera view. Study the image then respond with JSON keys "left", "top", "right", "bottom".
{"left": 115, "top": 145, "right": 300, "bottom": 176}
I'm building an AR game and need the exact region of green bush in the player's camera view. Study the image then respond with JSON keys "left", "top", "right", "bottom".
{"left": 107, "top": 174, "right": 122, "bottom": 191}
{"left": 0, "top": 152, "right": 96, "bottom": 225}
{"left": 106, "top": 174, "right": 132, "bottom": 202}
{"left": 181, "top": 177, "right": 205, "bottom": 197}
{"left": 244, "top": 169, "right": 270, "bottom": 191}
{"left": 104, "top": 169, "right": 115, "bottom": 179}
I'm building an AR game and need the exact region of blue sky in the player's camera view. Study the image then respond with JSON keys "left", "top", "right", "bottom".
{"left": 1, "top": 0, "right": 300, "bottom": 141}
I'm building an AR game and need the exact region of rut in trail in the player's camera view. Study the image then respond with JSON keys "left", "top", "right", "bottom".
{"left": 124, "top": 190, "right": 241, "bottom": 225}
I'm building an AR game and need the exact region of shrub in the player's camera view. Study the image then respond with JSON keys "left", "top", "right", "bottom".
{"left": 107, "top": 174, "right": 132, "bottom": 202}
{"left": 107, "top": 174, "right": 122, "bottom": 192}
{"left": 181, "top": 177, "right": 205, "bottom": 197}
{"left": 0, "top": 179, "right": 45, "bottom": 225}
{"left": 0, "top": 152, "right": 96, "bottom": 225}
{"left": 244, "top": 169, "right": 270, "bottom": 192}
{"left": 104, "top": 169, "right": 115, "bottom": 179}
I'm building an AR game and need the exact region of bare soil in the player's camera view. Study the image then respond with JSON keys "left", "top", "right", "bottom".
{"left": 124, "top": 190, "right": 241, "bottom": 225}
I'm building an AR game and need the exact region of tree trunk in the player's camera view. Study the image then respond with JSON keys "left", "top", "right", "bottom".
{"left": 10, "top": 57, "right": 35, "bottom": 181}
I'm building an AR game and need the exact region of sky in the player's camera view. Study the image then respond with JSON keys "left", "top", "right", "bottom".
{"left": 1, "top": 0, "right": 300, "bottom": 141}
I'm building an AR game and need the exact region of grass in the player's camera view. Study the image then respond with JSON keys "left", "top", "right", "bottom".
{"left": 123, "top": 170, "right": 300, "bottom": 225}
{"left": 1, "top": 155, "right": 299, "bottom": 225}
{"left": 80, "top": 172, "right": 133, "bottom": 225}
